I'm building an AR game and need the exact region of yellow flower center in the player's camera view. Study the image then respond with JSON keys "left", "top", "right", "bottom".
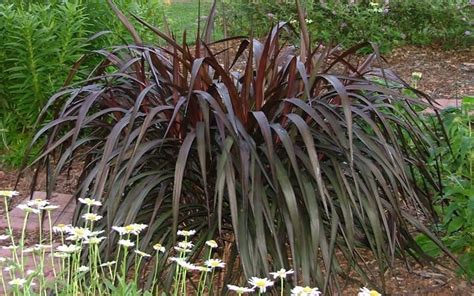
{"left": 369, "top": 290, "right": 381, "bottom": 296}
{"left": 255, "top": 279, "right": 265, "bottom": 287}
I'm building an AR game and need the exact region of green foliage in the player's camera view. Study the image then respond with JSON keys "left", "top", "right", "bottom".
{"left": 0, "top": 0, "right": 218, "bottom": 167}
{"left": 0, "top": 1, "right": 89, "bottom": 166}
{"left": 224, "top": 0, "right": 473, "bottom": 53}
{"left": 28, "top": 8, "right": 451, "bottom": 292}
{"left": 417, "top": 96, "right": 474, "bottom": 279}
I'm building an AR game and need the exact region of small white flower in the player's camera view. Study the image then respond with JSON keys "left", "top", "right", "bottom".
{"left": 0, "top": 234, "right": 10, "bottom": 240}
{"left": 205, "top": 258, "right": 225, "bottom": 269}
{"left": 134, "top": 250, "right": 151, "bottom": 257}
{"left": 118, "top": 239, "right": 134, "bottom": 248}
{"left": 177, "top": 241, "right": 193, "bottom": 249}
{"left": 56, "top": 244, "right": 81, "bottom": 253}
{"left": 270, "top": 268, "right": 294, "bottom": 279}
{"left": 291, "top": 286, "right": 321, "bottom": 296}
{"left": 0, "top": 257, "right": 6, "bottom": 263}
{"left": 40, "top": 205, "right": 60, "bottom": 211}
{"left": 2, "top": 245, "right": 18, "bottom": 250}
{"left": 27, "top": 199, "right": 49, "bottom": 208}
{"left": 100, "top": 261, "right": 116, "bottom": 267}
{"left": 289, "top": 19, "right": 297, "bottom": 25}
{"left": 205, "top": 240, "right": 218, "bottom": 248}
{"left": 0, "top": 191, "right": 19, "bottom": 198}
{"left": 82, "top": 213, "right": 102, "bottom": 222}
{"left": 177, "top": 229, "right": 196, "bottom": 237}
{"left": 196, "top": 266, "right": 212, "bottom": 272}
{"left": 305, "top": 18, "right": 313, "bottom": 24}
{"left": 174, "top": 259, "right": 197, "bottom": 271}
{"left": 153, "top": 243, "right": 165, "bottom": 253}
{"left": 227, "top": 284, "right": 255, "bottom": 294}
{"left": 16, "top": 204, "right": 40, "bottom": 214}
{"left": 66, "top": 227, "right": 92, "bottom": 241}
{"left": 78, "top": 266, "right": 90, "bottom": 273}
{"left": 411, "top": 72, "right": 423, "bottom": 80}
{"left": 26, "top": 269, "right": 35, "bottom": 275}
{"left": 112, "top": 226, "right": 127, "bottom": 235}
{"left": 35, "top": 244, "right": 52, "bottom": 250}
{"left": 174, "top": 246, "right": 192, "bottom": 253}
{"left": 8, "top": 278, "right": 26, "bottom": 287}
{"left": 84, "top": 236, "right": 106, "bottom": 244}
{"left": 78, "top": 198, "right": 102, "bottom": 207}
{"left": 4, "top": 265, "right": 16, "bottom": 272}
{"left": 124, "top": 223, "right": 147, "bottom": 235}
{"left": 358, "top": 287, "right": 381, "bottom": 296}
{"left": 248, "top": 277, "right": 274, "bottom": 293}
{"left": 53, "top": 224, "right": 72, "bottom": 233}
{"left": 53, "top": 252, "right": 71, "bottom": 258}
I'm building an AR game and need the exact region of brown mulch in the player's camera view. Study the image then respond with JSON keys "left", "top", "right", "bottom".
{"left": 1, "top": 45, "right": 473, "bottom": 295}
{"left": 387, "top": 45, "right": 474, "bottom": 101}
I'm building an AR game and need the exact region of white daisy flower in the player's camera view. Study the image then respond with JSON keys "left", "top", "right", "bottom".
{"left": 27, "top": 199, "right": 49, "bottom": 208}
{"left": 174, "top": 246, "right": 192, "bottom": 253}
{"left": 40, "top": 205, "right": 60, "bottom": 211}
{"left": 78, "top": 266, "right": 90, "bottom": 273}
{"left": 53, "top": 252, "right": 71, "bottom": 258}
{"left": 196, "top": 266, "right": 212, "bottom": 272}
{"left": 66, "top": 227, "right": 92, "bottom": 241}
{"left": 291, "top": 286, "right": 321, "bottom": 296}
{"left": 270, "top": 268, "right": 294, "bottom": 279}
{"left": 35, "top": 244, "right": 52, "bottom": 250}
{"left": 84, "top": 236, "right": 106, "bottom": 244}
{"left": 205, "top": 258, "right": 225, "bottom": 269}
{"left": 227, "top": 284, "right": 255, "bottom": 294}
{"left": 100, "top": 261, "right": 116, "bottom": 267}
{"left": 0, "top": 234, "right": 10, "bottom": 240}
{"left": 26, "top": 269, "right": 35, "bottom": 275}
{"left": 2, "top": 245, "right": 18, "bottom": 250}
{"left": 0, "top": 190, "right": 19, "bottom": 198}
{"left": 124, "top": 223, "right": 147, "bottom": 235}
{"left": 8, "top": 278, "right": 26, "bottom": 287}
{"left": 118, "top": 239, "right": 134, "bottom": 248}
{"left": 248, "top": 277, "right": 274, "bottom": 293}
{"left": 4, "top": 265, "right": 16, "bottom": 272}
{"left": 0, "top": 257, "right": 6, "bottom": 263}
{"left": 205, "top": 240, "right": 218, "bottom": 248}
{"left": 82, "top": 213, "right": 102, "bottom": 222}
{"left": 56, "top": 244, "right": 81, "bottom": 253}
{"left": 134, "top": 250, "right": 151, "bottom": 258}
{"left": 16, "top": 204, "right": 40, "bottom": 214}
{"left": 153, "top": 243, "right": 165, "bottom": 253}
{"left": 358, "top": 287, "right": 381, "bottom": 296}
{"left": 177, "top": 241, "right": 194, "bottom": 249}
{"left": 177, "top": 229, "right": 196, "bottom": 237}
{"left": 78, "top": 198, "right": 102, "bottom": 207}
{"left": 53, "top": 224, "right": 72, "bottom": 233}
{"left": 112, "top": 226, "right": 127, "bottom": 235}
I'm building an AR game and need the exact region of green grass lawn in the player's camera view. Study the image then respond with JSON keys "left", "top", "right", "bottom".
{"left": 162, "top": 0, "right": 224, "bottom": 42}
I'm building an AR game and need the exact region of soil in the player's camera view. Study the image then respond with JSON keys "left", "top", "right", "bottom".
{"left": 0, "top": 45, "right": 473, "bottom": 295}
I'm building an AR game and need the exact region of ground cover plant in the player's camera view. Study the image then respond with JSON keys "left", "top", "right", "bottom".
{"left": 17, "top": 1, "right": 460, "bottom": 294}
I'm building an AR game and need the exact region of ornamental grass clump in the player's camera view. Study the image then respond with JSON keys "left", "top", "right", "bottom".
{"left": 24, "top": 0, "right": 454, "bottom": 293}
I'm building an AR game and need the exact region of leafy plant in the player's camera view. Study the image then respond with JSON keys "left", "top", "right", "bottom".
{"left": 26, "top": 2, "right": 453, "bottom": 293}
{"left": 417, "top": 96, "right": 474, "bottom": 279}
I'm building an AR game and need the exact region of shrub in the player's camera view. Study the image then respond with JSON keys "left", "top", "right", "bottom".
{"left": 223, "top": 0, "right": 473, "bottom": 52}
{"left": 27, "top": 3, "right": 453, "bottom": 293}
{"left": 417, "top": 96, "right": 474, "bottom": 279}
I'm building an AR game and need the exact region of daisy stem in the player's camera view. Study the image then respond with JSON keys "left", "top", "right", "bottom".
{"left": 3, "top": 196, "right": 19, "bottom": 263}
{"left": 152, "top": 255, "right": 160, "bottom": 294}
{"left": 198, "top": 249, "right": 212, "bottom": 295}
{"left": 47, "top": 211, "right": 57, "bottom": 278}
{"left": 20, "top": 211, "right": 29, "bottom": 275}
{"left": 113, "top": 237, "right": 122, "bottom": 283}
{"left": 280, "top": 278, "right": 284, "bottom": 296}
{"left": 0, "top": 272, "right": 6, "bottom": 296}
